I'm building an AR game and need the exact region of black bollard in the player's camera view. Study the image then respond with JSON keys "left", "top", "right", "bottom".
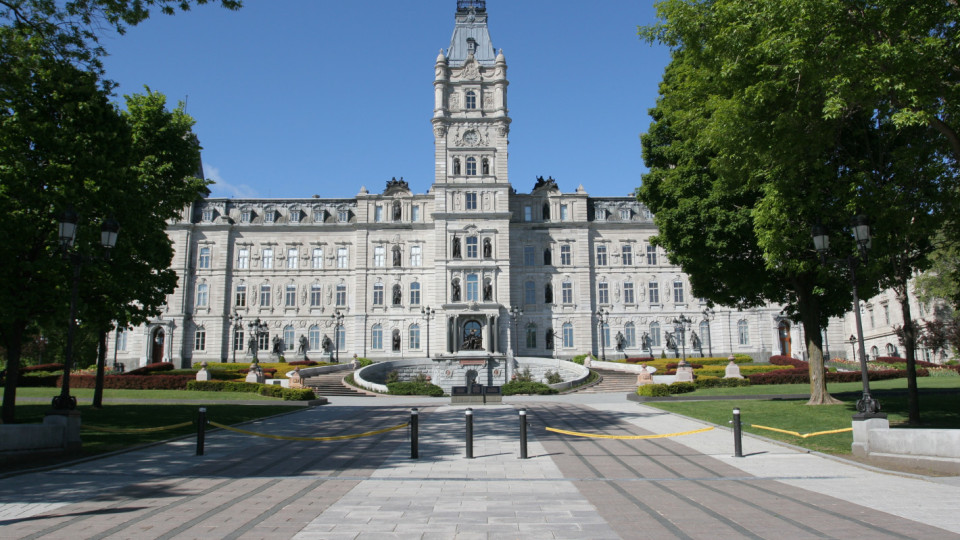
{"left": 196, "top": 407, "right": 206, "bottom": 456}
{"left": 732, "top": 407, "right": 743, "bottom": 458}
{"left": 465, "top": 408, "right": 474, "bottom": 459}
{"left": 411, "top": 408, "right": 419, "bottom": 459}
{"left": 519, "top": 408, "right": 528, "bottom": 459}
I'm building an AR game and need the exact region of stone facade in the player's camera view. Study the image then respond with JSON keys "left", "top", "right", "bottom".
{"left": 108, "top": 1, "right": 797, "bottom": 369}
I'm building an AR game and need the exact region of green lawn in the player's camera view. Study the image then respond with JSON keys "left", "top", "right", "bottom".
{"left": 647, "top": 381, "right": 960, "bottom": 455}
{"left": 6, "top": 387, "right": 284, "bottom": 402}
{"left": 686, "top": 376, "right": 960, "bottom": 396}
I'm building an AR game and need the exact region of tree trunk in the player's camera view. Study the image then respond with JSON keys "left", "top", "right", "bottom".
{"left": 895, "top": 280, "right": 921, "bottom": 424}
{"left": 93, "top": 328, "right": 108, "bottom": 409}
{"left": 1, "top": 323, "right": 26, "bottom": 424}
{"left": 798, "top": 283, "right": 842, "bottom": 405}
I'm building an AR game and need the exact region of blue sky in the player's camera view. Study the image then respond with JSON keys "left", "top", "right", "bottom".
{"left": 101, "top": 0, "right": 671, "bottom": 199}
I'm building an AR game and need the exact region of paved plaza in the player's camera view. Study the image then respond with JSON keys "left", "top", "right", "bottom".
{"left": 1, "top": 393, "right": 959, "bottom": 539}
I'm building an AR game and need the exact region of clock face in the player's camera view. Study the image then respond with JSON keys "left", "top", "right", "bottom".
{"left": 464, "top": 130, "right": 479, "bottom": 145}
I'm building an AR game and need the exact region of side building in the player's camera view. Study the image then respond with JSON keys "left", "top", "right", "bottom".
{"left": 107, "top": 1, "right": 795, "bottom": 369}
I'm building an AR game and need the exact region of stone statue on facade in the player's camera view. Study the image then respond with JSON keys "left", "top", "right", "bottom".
{"left": 615, "top": 331, "right": 626, "bottom": 352}
{"left": 322, "top": 335, "right": 333, "bottom": 353}
{"left": 272, "top": 335, "right": 283, "bottom": 355}
{"left": 462, "top": 329, "right": 483, "bottom": 351}
{"left": 641, "top": 332, "right": 652, "bottom": 353}
{"left": 483, "top": 281, "right": 492, "bottom": 301}
{"left": 483, "top": 238, "right": 492, "bottom": 258}
{"left": 452, "top": 236, "right": 462, "bottom": 258}
{"left": 452, "top": 280, "right": 461, "bottom": 302}
{"left": 545, "top": 328, "right": 555, "bottom": 350}
{"left": 297, "top": 335, "right": 308, "bottom": 356}
{"left": 247, "top": 335, "right": 257, "bottom": 355}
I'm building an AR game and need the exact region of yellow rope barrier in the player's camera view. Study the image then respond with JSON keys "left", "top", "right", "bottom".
{"left": 545, "top": 426, "right": 714, "bottom": 440}
{"left": 207, "top": 421, "right": 409, "bottom": 442}
{"left": 82, "top": 421, "right": 194, "bottom": 433}
{"left": 750, "top": 425, "right": 853, "bottom": 438}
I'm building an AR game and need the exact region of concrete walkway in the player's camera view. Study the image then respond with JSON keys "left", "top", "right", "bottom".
{"left": 1, "top": 393, "right": 958, "bottom": 539}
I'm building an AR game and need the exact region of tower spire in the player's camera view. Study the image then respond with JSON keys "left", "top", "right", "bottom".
{"left": 448, "top": 0, "right": 495, "bottom": 66}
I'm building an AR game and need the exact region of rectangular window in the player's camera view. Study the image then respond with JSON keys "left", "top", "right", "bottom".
{"left": 374, "top": 246, "right": 385, "bottom": 267}
{"left": 466, "top": 274, "right": 479, "bottom": 302}
{"left": 648, "top": 282, "right": 660, "bottom": 304}
{"left": 237, "top": 248, "right": 249, "bottom": 269}
{"left": 523, "top": 246, "right": 535, "bottom": 266}
{"left": 372, "top": 326, "right": 383, "bottom": 350}
{"left": 196, "top": 283, "right": 209, "bottom": 307}
{"left": 310, "top": 284, "right": 322, "bottom": 307}
{"left": 290, "top": 211, "right": 301, "bottom": 223}
{"left": 524, "top": 206, "right": 532, "bottom": 221}
{"left": 285, "top": 284, "right": 296, "bottom": 307}
{"left": 562, "top": 282, "right": 573, "bottom": 304}
{"left": 738, "top": 321, "right": 750, "bottom": 345}
{"left": 622, "top": 245, "right": 633, "bottom": 266}
{"left": 235, "top": 284, "right": 247, "bottom": 307}
{"left": 233, "top": 328, "right": 243, "bottom": 352}
{"left": 259, "top": 284, "right": 271, "bottom": 306}
{"left": 466, "top": 192, "right": 478, "bottom": 210}
{"left": 201, "top": 209, "right": 213, "bottom": 222}
{"left": 524, "top": 281, "right": 536, "bottom": 304}
{"left": 258, "top": 331, "right": 270, "bottom": 351}
{"left": 241, "top": 210, "right": 251, "bottom": 223}
{"left": 466, "top": 237, "right": 478, "bottom": 258}
{"left": 336, "top": 285, "right": 346, "bottom": 306}
{"left": 338, "top": 210, "right": 349, "bottom": 223}
{"left": 411, "top": 205, "right": 420, "bottom": 222}
{"left": 375, "top": 206, "right": 383, "bottom": 222}
{"left": 883, "top": 303, "right": 890, "bottom": 325}
{"left": 620, "top": 209, "right": 631, "bottom": 221}
{"left": 116, "top": 328, "right": 128, "bottom": 351}
{"left": 410, "top": 245, "right": 422, "bottom": 267}
{"left": 313, "top": 209, "right": 324, "bottom": 222}
{"left": 673, "top": 282, "right": 684, "bottom": 304}
{"left": 264, "top": 211, "right": 275, "bottom": 223}
{"left": 287, "top": 248, "right": 298, "bottom": 269}
{"left": 562, "top": 324, "right": 574, "bottom": 348}
{"left": 410, "top": 282, "right": 421, "bottom": 305}
{"left": 262, "top": 248, "right": 274, "bottom": 269}
{"left": 560, "top": 244, "right": 571, "bottom": 265}
{"left": 623, "top": 282, "right": 634, "bottom": 304}
{"left": 598, "top": 282, "right": 609, "bottom": 304}
{"left": 409, "top": 326, "right": 421, "bottom": 349}
{"left": 194, "top": 328, "right": 206, "bottom": 351}
{"left": 646, "top": 245, "right": 657, "bottom": 266}
{"left": 560, "top": 204, "right": 569, "bottom": 221}
{"left": 312, "top": 248, "right": 323, "bottom": 269}
{"left": 373, "top": 284, "right": 384, "bottom": 306}
{"left": 198, "top": 247, "right": 211, "bottom": 269}
{"left": 596, "top": 245, "right": 607, "bottom": 266}
{"left": 337, "top": 247, "right": 348, "bottom": 268}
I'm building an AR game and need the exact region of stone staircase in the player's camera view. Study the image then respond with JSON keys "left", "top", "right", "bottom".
{"left": 303, "top": 371, "right": 374, "bottom": 397}
{"left": 572, "top": 368, "right": 638, "bottom": 393}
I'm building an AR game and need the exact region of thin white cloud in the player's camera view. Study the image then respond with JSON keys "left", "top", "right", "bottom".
{"left": 203, "top": 163, "right": 257, "bottom": 199}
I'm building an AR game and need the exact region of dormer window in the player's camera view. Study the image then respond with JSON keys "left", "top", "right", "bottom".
{"left": 619, "top": 209, "right": 631, "bottom": 221}
{"left": 313, "top": 209, "right": 325, "bottom": 222}
{"left": 289, "top": 210, "right": 301, "bottom": 223}
{"left": 465, "top": 90, "right": 477, "bottom": 110}
{"left": 264, "top": 209, "right": 275, "bottom": 223}
{"left": 241, "top": 210, "right": 252, "bottom": 223}
{"left": 338, "top": 210, "right": 350, "bottom": 223}
{"left": 201, "top": 208, "right": 213, "bottom": 222}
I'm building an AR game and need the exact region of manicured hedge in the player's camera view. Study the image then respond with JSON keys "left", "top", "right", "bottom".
{"left": 17, "top": 374, "right": 60, "bottom": 387}
{"left": 186, "top": 380, "right": 263, "bottom": 393}
{"left": 694, "top": 376, "right": 751, "bottom": 389}
{"left": 669, "top": 381, "right": 697, "bottom": 394}
{"left": 21, "top": 363, "right": 64, "bottom": 373}
{"left": 501, "top": 380, "right": 559, "bottom": 395}
{"left": 282, "top": 388, "right": 317, "bottom": 401}
{"left": 878, "top": 356, "right": 960, "bottom": 372}
{"left": 747, "top": 368, "right": 928, "bottom": 385}
{"left": 124, "top": 362, "right": 176, "bottom": 376}
{"left": 386, "top": 381, "right": 444, "bottom": 396}
{"left": 637, "top": 383, "right": 671, "bottom": 397}
{"left": 769, "top": 355, "right": 808, "bottom": 369}
{"left": 287, "top": 360, "right": 318, "bottom": 367}
{"left": 67, "top": 374, "right": 194, "bottom": 390}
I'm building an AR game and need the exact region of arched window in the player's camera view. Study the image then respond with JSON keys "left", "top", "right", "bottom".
{"left": 409, "top": 324, "right": 421, "bottom": 350}
{"left": 372, "top": 324, "right": 383, "bottom": 350}
{"left": 308, "top": 325, "right": 321, "bottom": 351}
{"left": 738, "top": 319, "right": 750, "bottom": 345}
{"left": 196, "top": 283, "right": 209, "bottom": 307}
{"left": 526, "top": 323, "right": 537, "bottom": 348}
{"left": 650, "top": 322, "right": 661, "bottom": 347}
{"left": 465, "top": 90, "right": 477, "bottom": 109}
{"left": 283, "top": 325, "right": 295, "bottom": 351}
{"left": 870, "top": 345, "right": 879, "bottom": 359}
{"left": 466, "top": 157, "right": 477, "bottom": 175}
{"left": 453, "top": 158, "right": 461, "bottom": 175}
{"left": 562, "top": 322, "right": 574, "bottom": 348}
{"left": 625, "top": 323, "right": 636, "bottom": 348}
{"left": 886, "top": 343, "right": 898, "bottom": 357}
{"left": 481, "top": 158, "right": 489, "bottom": 175}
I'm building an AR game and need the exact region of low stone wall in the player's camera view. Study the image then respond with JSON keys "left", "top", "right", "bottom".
{"left": 284, "top": 363, "right": 355, "bottom": 379}
{"left": 1, "top": 411, "right": 81, "bottom": 453}
{"left": 852, "top": 416, "right": 960, "bottom": 474}
{"left": 516, "top": 357, "right": 590, "bottom": 391}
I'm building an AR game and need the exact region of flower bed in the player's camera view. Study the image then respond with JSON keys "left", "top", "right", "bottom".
{"left": 747, "top": 368, "right": 928, "bottom": 385}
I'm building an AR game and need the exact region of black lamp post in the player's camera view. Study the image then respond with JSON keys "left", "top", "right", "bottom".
{"left": 330, "top": 310, "right": 344, "bottom": 363}
{"left": 247, "top": 318, "right": 268, "bottom": 363}
{"left": 813, "top": 215, "right": 882, "bottom": 416}
{"left": 848, "top": 334, "right": 857, "bottom": 363}
{"left": 53, "top": 210, "right": 119, "bottom": 410}
{"left": 672, "top": 314, "right": 692, "bottom": 365}
{"left": 229, "top": 312, "right": 243, "bottom": 363}
{"left": 596, "top": 308, "right": 609, "bottom": 361}
{"left": 421, "top": 307, "right": 434, "bottom": 358}
{"left": 509, "top": 305, "right": 523, "bottom": 356}
{"left": 702, "top": 307, "right": 714, "bottom": 357}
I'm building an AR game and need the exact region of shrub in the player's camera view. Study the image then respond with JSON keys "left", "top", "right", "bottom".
{"left": 21, "top": 363, "right": 64, "bottom": 373}
{"left": 501, "top": 380, "right": 557, "bottom": 395}
{"left": 928, "top": 367, "right": 959, "bottom": 377}
{"left": 258, "top": 384, "right": 285, "bottom": 398}
{"left": 70, "top": 374, "right": 194, "bottom": 390}
{"left": 17, "top": 374, "right": 60, "bottom": 387}
{"left": 356, "top": 357, "right": 373, "bottom": 367}
{"left": 695, "top": 376, "right": 750, "bottom": 389}
{"left": 544, "top": 370, "right": 563, "bottom": 384}
{"left": 668, "top": 381, "right": 697, "bottom": 394}
{"left": 747, "top": 368, "right": 928, "bottom": 385}
{"left": 186, "top": 380, "right": 263, "bottom": 393}
{"left": 124, "top": 362, "right": 176, "bottom": 376}
{"left": 879, "top": 356, "right": 960, "bottom": 373}
{"left": 514, "top": 367, "right": 533, "bottom": 382}
{"left": 623, "top": 357, "right": 656, "bottom": 364}
{"left": 666, "top": 362, "right": 704, "bottom": 370}
{"left": 385, "top": 370, "right": 400, "bottom": 384}
{"left": 387, "top": 381, "right": 444, "bottom": 396}
{"left": 637, "top": 384, "right": 670, "bottom": 397}
{"left": 768, "top": 355, "right": 808, "bottom": 369}
{"left": 288, "top": 360, "right": 318, "bottom": 367}
{"left": 282, "top": 388, "right": 317, "bottom": 400}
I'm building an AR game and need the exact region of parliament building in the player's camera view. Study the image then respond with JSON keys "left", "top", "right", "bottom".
{"left": 109, "top": 1, "right": 816, "bottom": 369}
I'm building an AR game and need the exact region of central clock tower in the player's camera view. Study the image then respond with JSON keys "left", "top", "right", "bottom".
{"left": 429, "top": 0, "right": 515, "bottom": 358}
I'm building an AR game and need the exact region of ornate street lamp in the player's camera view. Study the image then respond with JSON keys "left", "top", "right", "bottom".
{"left": 702, "top": 307, "right": 714, "bottom": 357}
{"left": 229, "top": 312, "right": 243, "bottom": 363}
{"left": 509, "top": 305, "right": 523, "bottom": 356}
{"left": 247, "top": 318, "right": 269, "bottom": 363}
{"left": 672, "top": 314, "right": 692, "bottom": 365}
{"left": 813, "top": 216, "right": 882, "bottom": 416}
{"left": 848, "top": 334, "right": 857, "bottom": 363}
{"left": 596, "top": 308, "right": 609, "bottom": 361}
{"left": 421, "top": 307, "right": 435, "bottom": 358}
{"left": 330, "top": 310, "right": 345, "bottom": 363}
{"left": 53, "top": 210, "right": 120, "bottom": 410}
